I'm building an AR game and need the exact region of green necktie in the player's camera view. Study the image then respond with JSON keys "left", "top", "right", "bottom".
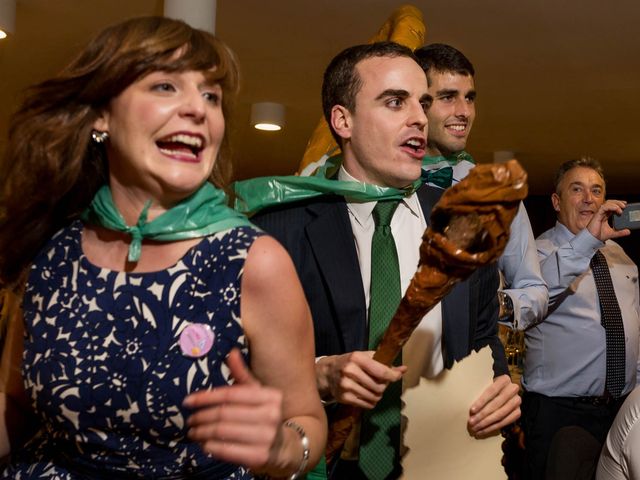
{"left": 359, "top": 200, "right": 402, "bottom": 479}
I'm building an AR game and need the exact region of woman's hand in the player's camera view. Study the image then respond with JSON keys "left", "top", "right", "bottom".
{"left": 183, "top": 348, "right": 285, "bottom": 471}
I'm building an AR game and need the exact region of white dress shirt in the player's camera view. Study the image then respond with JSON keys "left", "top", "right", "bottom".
{"left": 339, "top": 167, "right": 444, "bottom": 380}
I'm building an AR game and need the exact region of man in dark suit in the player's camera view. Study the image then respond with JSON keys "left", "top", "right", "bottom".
{"left": 252, "top": 42, "right": 520, "bottom": 479}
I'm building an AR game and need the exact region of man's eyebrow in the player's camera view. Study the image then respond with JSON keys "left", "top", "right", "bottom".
{"left": 375, "top": 89, "right": 409, "bottom": 100}
{"left": 435, "top": 88, "right": 459, "bottom": 97}
{"left": 435, "top": 88, "right": 477, "bottom": 99}
{"left": 568, "top": 181, "right": 603, "bottom": 190}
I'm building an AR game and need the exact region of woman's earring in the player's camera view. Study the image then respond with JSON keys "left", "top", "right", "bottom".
{"left": 91, "top": 130, "right": 109, "bottom": 144}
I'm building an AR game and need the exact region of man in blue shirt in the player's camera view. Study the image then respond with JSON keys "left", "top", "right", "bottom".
{"left": 413, "top": 43, "right": 548, "bottom": 332}
{"left": 523, "top": 157, "right": 639, "bottom": 478}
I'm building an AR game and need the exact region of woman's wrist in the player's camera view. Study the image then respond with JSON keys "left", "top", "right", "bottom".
{"left": 258, "top": 418, "right": 312, "bottom": 479}
{"left": 282, "top": 420, "right": 309, "bottom": 479}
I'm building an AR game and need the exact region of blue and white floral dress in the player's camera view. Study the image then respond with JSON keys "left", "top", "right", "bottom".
{"left": 2, "top": 220, "right": 262, "bottom": 479}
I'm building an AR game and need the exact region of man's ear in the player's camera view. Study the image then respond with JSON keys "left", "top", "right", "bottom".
{"left": 551, "top": 193, "right": 561, "bottom": 212}
{"left": 330, "top": 105, "right": 352, "bottom": 142}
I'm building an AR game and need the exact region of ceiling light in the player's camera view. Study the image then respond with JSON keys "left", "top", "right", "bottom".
{"left": 0, "top": 0, "right": 16, "bottom": 40}
{"left": 251, "top": 102, "right": 285, "bottom": 132}
{"left": 164, "top": 0, "right": 216, "bottom": 34}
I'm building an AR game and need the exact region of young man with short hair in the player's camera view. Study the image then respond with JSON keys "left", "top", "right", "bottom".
{"left": 253, "top": 42, "right": 520, "bottom": 479}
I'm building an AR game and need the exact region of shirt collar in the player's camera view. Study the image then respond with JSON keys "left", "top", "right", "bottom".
{"left": 338, "top": 166, "right": 421, "bottom": 227}
{"left": 555, "top": 220, "right": 578, "bottom": 242}
{"left": 555, "top": 220, "right": 606, "bottom": 248}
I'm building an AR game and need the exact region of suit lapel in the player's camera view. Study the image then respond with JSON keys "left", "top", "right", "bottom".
{"left": 416, "top": 185, "right": 472, "bottom": 368}
{"left": 305, "top": 199, "right": 367, "bottom": 352}
{"left": 441, "top": 282, "right": 471, "bottom": 368}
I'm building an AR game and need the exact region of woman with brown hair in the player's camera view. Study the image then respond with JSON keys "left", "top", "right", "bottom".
{"left": 0, "top": 16, "right": 325, "bottom": 479}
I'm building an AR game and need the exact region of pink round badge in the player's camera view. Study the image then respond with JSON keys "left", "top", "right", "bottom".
{"left": 179, "top": 323, "right": 214, "bottom": 358}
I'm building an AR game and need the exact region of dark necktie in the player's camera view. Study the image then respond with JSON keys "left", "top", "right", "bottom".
{"left": 590, "top": 250, "right": 626, "bottom": 398}
{"left": 359, "top": 200, "right": 402, "bottom": 479}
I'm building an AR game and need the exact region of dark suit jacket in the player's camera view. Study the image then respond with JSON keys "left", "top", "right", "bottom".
{"left": 252, "top": 184, "right": 508, "bottom": 376}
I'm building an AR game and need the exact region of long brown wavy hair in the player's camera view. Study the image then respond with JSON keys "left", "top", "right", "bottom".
{"left": 0, "top": 16, "right": 240, "bottom": 288}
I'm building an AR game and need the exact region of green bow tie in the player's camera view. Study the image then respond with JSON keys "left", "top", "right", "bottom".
{"left": 421, "top": 166, "right": 453, "bottom": 188}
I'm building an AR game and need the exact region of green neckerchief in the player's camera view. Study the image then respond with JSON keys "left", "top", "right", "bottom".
{"left": 233, "top": 155, "right": 421, "bottom": 216}
{"left": 422, "top": 150, "right": 475, "bottom": 168}
{"left": 81, "top": 183, "right": 252, "bottom": 262}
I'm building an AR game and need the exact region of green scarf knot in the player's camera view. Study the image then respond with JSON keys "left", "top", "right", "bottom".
{"left": 81, "top": 183, "right": 253, "bottom": 262}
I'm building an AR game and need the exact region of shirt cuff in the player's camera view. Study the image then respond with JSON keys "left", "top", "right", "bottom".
{"left": 570, "top": 228, "right": 605, "bottom": 258}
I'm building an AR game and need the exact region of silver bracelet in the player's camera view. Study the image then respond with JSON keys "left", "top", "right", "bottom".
{"left": 284, "top": 420, "right": 310, "bottom": 480}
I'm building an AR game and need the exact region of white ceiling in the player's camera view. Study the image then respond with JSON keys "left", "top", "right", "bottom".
{"left": 2, "top": 0, "right": 640, "bottom": 194}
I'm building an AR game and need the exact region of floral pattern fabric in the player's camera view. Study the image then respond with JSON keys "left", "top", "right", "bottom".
{"left": 2, "top": 221, "right": 262, "bottom": 479}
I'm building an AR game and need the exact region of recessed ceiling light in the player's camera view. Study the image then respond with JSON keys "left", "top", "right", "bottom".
{"left": 251, "top": 102, "right": 285, "bottom": 132}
